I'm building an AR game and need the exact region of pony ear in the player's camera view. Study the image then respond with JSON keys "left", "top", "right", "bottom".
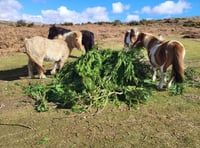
{"left": 131, "top": 28, "right": 140, "bottom": 37}
{"left": 57, "top": 34, "right": 63, "bottom": 40}
{"left": 73, "top": 31, "right": 78, "bottom": 38}
{"left": 159, "top": 34, "right": 164, "bottom": 41}
{"left": 130, "top": 29, "right": 136, "bottom": 35}
{"left": 130, "top": 29, "right": 135, "bottom": 33}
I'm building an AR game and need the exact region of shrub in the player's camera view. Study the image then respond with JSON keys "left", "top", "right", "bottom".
{"left": 127, "top": 21, "right": 140, "bottom": 26}
{"left": 16, "top": 20, "right": 26, "bottom": 27}
{"left": 62, "top": 22, "right": 73, "bottom": 26}
{"left": 113, "top": 20, "right": 122, "bottom": 26}
{"left": 27, "top": 22, "right": 34, "bottom": 27}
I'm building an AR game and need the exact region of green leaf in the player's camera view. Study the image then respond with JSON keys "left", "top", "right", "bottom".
{"left": 38, "top": 137, "right": 49, "bottom": 144}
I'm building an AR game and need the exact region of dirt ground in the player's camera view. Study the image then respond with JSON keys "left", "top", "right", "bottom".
{"left": 0, "top": 20, "right": 200, "bottom": 147}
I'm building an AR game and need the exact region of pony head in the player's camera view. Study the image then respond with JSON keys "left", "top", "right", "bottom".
{"left": 63, "top": 31, "right": 84, "bottom": 52}
{"left": 48, "top": 24, "right": 71, "bottom": 39}
{"left": 74, "top": 31, "right": 84, "bottom": 51}
{"left": 124, "top": 28, "right": 138, "bottom": 48}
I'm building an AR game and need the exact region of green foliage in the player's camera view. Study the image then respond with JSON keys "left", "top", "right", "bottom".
{"left": 127, "top": 21, "right": 140, "bottom": 26}
{"left": 169, "top": 67, "right": 200, "bottom": 95}
{"left": 25, "top": 84, "right": 49, "bottom": 112}
{"left": 184, "top": 67, "right": 200, "bottom": 88}
{"left": 23, "top": 47, "right": 200, "bottom": 112}
{"left": 62, "top": 22, "right": 73, "bottom": 26}
{"left": 25, "top": 48, "right": 154, "bottom": 112}
{"left": 38, "top": 137, "right": 50, "bottom": 144}
{"left": 185, "top": 67, "right": 200, "bottom": 81}
{"left": 113, "top": 20, "right": 122, "bottom": 26}
{"left": 27, "top": 22, "right": 34, "bottom": 27}
{"left": 169, "top": 83, "right": 185, "bottom": 96}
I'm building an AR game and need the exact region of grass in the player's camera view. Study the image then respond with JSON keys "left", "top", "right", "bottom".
{"left": 0, "top": 37, "right": 200, "bottom": 147}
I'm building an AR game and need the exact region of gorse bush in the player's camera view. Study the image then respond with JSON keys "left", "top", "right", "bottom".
{"left": 25, "top": 48, "right": 154, "bottom": 112}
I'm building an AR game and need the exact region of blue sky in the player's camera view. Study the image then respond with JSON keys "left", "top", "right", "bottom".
{"left": 0, "top": 0, "right": 199, "bottom": 24}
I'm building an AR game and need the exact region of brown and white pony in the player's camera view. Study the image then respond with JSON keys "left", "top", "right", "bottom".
{"left": 25, "top": 31, "right": 83, "bottom": 78}
{"left": 125, "top": 29, "right": 185, "bottom": 90}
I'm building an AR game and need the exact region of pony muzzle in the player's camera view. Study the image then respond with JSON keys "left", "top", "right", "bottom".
{"left": 78, "top": 44, "right": 85, "bottom": 53}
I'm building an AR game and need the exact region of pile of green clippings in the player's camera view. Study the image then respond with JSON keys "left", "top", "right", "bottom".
{"left": 25, "top": 48, "right": 155, "bottom": 112}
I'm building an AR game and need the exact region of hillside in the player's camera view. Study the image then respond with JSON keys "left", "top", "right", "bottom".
{"left": 0, "top": 17, "right": 200, "bottom": 56}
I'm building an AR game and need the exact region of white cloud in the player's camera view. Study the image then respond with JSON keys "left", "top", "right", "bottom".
{"left": 142, "top": 0, "right": 191, "bottom": 15}
{"left": 42, "top": 6, "right": 109, "bottom": 24}
{"left": 141, "top": 6, "right": 151, "bottom": 14}
{"left": 41, "top": 6, "right": 82, "bottom": 24}
{"left": 41, "top": 6, "right": 109, "bottom": 24}
{"left": 0, "top": 0, "right": 22, "bottom": 21}
{"left": 125, "top": 15, "right": 140, "bottom": 22}
{"left": 0, "top": 0, "right": 109, "bottom": 24}
{"left": 22, "top": 14, "right": 43, "bottom": 23}
{"left": 84, "top": 7, "right": 109, "bottom": 22}
{"left": 112, "top": 2, "right": 130, "bottom": 13}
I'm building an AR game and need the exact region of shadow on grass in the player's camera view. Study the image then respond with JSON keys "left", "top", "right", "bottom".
{"left": 0, "top": 66, "right": 53, "bottom": 81}
{"left": 0, "top": 66, "right": 28, "bottom": 81}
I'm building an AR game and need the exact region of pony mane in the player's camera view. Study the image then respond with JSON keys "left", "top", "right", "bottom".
{"left": 62, "top": 31, "right": 75, "bottom": 39}
{"left": 144, "top": 32, "right": 164, "bottom": 44}
{"left": 54, "top": 34, "right": 64, "bottom": 40}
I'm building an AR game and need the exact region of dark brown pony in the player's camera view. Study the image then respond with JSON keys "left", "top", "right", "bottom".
{"left": 125, "top": 29, "right": 185, "bottom": 90}
{"left": 48, "top": 25, "right": 94, "bottom": 52}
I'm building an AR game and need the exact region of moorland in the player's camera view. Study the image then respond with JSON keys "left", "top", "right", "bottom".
{"left": 0, "top": 17, "right": 200, "bottom": 147}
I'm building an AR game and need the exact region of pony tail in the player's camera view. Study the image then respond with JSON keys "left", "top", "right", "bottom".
{"left": 172, "top": 45, "right": 185, "bottom": 83}
{"left": 27, "top": 53, "right": 46, "bottom": 73}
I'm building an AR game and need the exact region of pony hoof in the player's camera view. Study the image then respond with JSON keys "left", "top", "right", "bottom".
{"left": 50, "top": 71, "right": 56, "bottom": 75}
{"left": 157, "top": 86, "right": 163, "bottom": 91}
{"left": 28, "top": 75, "right": 34, "bottom": 79}
{"left": 39, "top": 75, "right": 46, "bottom": 79}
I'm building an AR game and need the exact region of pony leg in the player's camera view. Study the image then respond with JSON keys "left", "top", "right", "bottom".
{"left": 36, "top": 59, "right": 46, "bottom": 78}
{"left": 152, "top": 67, "right": 157, "bottom": 81}
{"left": 37, "top": 66, "right": 46, "bottom": 78}
{"left": 164, "top": 75, "right": 167, "bottom": 83}
{"left": 39, "top": 73, "right": 46, "bottom": 79}
{"left": 167, "top": 71, "right": 175, "bottom": 88}
{"left": 28, "top": 58, "right": 34, "bottom": 78}
{"left": 58, "top": 60, "right": 65, "bottom": 71}
{"left": 167, "top": 77, "right": 174, "bottom": 88}
{"left": 58, "top": 54, "right": 69, "bottom": 71}
{"left": 51, "top": 62, "right": 59, "bottom": 74}
{"left": 158, "top": 66, "right": 166, "bottom": 90}
{"left": 158, "top": 73, "right": 165, "bottom": 90}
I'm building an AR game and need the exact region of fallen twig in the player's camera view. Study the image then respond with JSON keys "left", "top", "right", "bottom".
{"left": 0, "top": 123, "right": 33, "bottom": 129}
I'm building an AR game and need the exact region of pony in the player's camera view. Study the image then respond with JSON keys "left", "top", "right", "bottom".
{"left": 124, "top": 29, "right": 137, "bottom": 48}
{"left": 24, "top": 31, "right": 83, "bottom": 78}
{"left": 125, "top": 29, "right": 185, "bottom": 90}
{"left": 48, "top": 25, "right": 95, "bottom": 52}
